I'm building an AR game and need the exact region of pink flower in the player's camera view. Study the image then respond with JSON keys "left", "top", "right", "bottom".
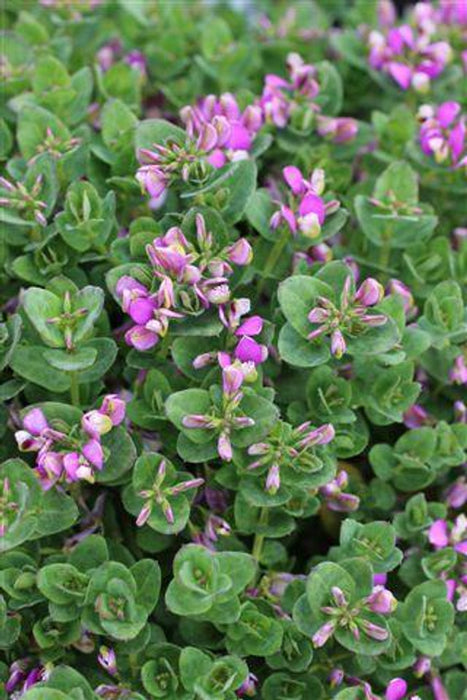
{"left": 450, "top": 355, "right": 467, "bottom": 385}
{"left": 312, "top": 620, "right": 336, "bottom": 647}
{"left": 428, "top": 519, "right": 449, "bottom": 548}
{"left": 124, "top": 325, "right": 159, "bottom": 351}
{"left": 222, "top": 365, "right": 244, "bottom": 397}
{"left": 227, "top": 238, "right": 253, "bottom": 266}
{"left": 100, "top": 395, "right": 126, "bottom": 426}
{"left": 82, "top": 439, "right": 104, "bottom": 470}
{"left": 355, "top": 278, "right": 384, "bottom": 307}
{"left": 23, "top": 408, "right": 48, "bottom": 436}
{"left": 82, "top": 410, "right": 113, "bottom": 439}
{"left": 365, "top": 586, "right": 397, "bottom": 614}
{"left": 385, "top": 678, "right": 407, "bottom": 700}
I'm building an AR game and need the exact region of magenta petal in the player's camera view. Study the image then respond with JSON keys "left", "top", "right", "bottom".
{"left": 226, "top": 122, "right": 251, "bottom": 150}
{"left": 124, "top": 326, "right": 159, "bottom": 351}
{"left": 63, "top": 452, "right": 80, "bottom": 480}
{"left": 385, "top": 678, "right": 407, "bottom": 700}
{"left": 283, "top": 165, "right": 304, "bottom": 195}
{"left": 207, "top": 149, "right": 227, "bottom": 169}
{"left": 23, "top": 408, "right": 48, "bottom": 436}
{"left": 234, "top": 336, "right": 265, "bottom": 364}
{"left": 129, "top": 297, "right": 155, "bottom": 324}
{"left": 448, "top": 120, "right": 465, "bottom": 162}
{"left": 428, "top": 519, "right": 449, "bottom": 548}
{"left": 387, "top": 62, "right": 412, "bottom": 89}
{"left": 387, "top": 28, "right": 404, "bottom": 54}
{"left": 454, "top": 540, "right": 467, "bottom": 556}
{"left": 116, "top": 275, "right": 147, "bottom": 297}
{"left": 236, "top": 315, "right": 263, "bottom": 337}
{"left": 281, "top": 205, "right": 297, "bottom": 233}
{"left": 82, "top": 439, "right": 104, "bottom": 470}
{"left": 436, "top": 101, "right": 461, "bottom": 128}
{"left": 298, "top": 193, "right": 325, "bottom": 224}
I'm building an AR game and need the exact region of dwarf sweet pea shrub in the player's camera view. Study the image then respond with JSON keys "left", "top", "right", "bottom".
{"left": 0, "top": 1, "right": 466, "bottom": 699}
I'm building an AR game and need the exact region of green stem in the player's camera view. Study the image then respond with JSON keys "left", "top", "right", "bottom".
{"left": 158, "top": 333, "right": 171, "bottom": 361}
{"left": 252, "top": 507, "right": 269, "bottom": 562}
{"left": 69, "top": 371, "right": 80, "bottom": 407}
{"left": 379, "top": 229, "right": 392, "bottom": 283}
{"left": 257, "top": 229, "right": 289, "bottom": 298}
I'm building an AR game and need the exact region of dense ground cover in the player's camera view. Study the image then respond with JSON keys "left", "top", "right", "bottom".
{"left": 0, "top": 1, "right": 466, "bottom": 698}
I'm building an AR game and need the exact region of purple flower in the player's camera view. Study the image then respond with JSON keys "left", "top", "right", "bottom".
{"left": 218, "top": 431, "right": 233, "bottom": 462}
{"left": 23, "top": 408, "right": 48, "bottom": 436}
{"left": 100, "top": 395, "right": 126, "bottom": 426}
{"left": 360, "top": 619, "right": 389, "bottom": 641}
{"left": 445, "top": 477, "right": 467, "bottom": 509}
{"left": 331, "top": 329, "right": 346, "bottom": 358}
{"left": 82, "top": 410, "right": 113, "bottom": 438}
{"left": 236, "top": 672, "right": 258, "bottom": 697}
{"left": 354, "top": 278, "right": 384, "bottom": 307}
{"left": 450, "top": 355, "right": 467, "bottom": 385}
{"left": 265, "top": 464, "right": 280, "bottom": 494}
{"left": 316, "top": 115, "right": 358, "bottom": 143}
{"left": 312, "top": 620, "right": 336, "bottom": 647}
{"left": 365, "top": 586, "right": 397, "bottom": 614}
{"left": 234, "top": 315, "right": 268, "bottom": 365}
{"left": 98, "top": 646, "right": 118, "bottom": 676}
{"left": 124, "top": 325, "right": 160, "bottom": 351}
{"left": 385, "top": 678, "right": 407, "bottom": 700}
{"left": 428, "top": 519, "right": 449, "bottom": 548}
{"left": 136, "top": 503, "right": 151, "bottom": 527}
{"left": 227, "top": 238, "right": 253, "bottom": 266}
{"left": 403, "top": 404, "right": 430, "bottom": 429}
{"left": 418, "top": 102, "right": 466, "bottom": 167}
{"left": 82, "top": 439, "right": 104, "bottom": 470}
{"left": 222, "top": 365, "right": 244, "bottom": 397}
{"left": 430, "top": 675, "right": 450, "bottom": 700}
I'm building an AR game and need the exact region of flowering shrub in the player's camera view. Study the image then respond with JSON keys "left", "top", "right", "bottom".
{"left": 0, "top": 1, "right": 466, "bottom": 699}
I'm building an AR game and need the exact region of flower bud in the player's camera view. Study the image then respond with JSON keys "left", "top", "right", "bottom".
{"left": 355, "top": 278, "right": 384, "bottom": 307}
{"left": 222, "top": 365, "right": 244, "bottom": 396}
{"left": 265, "top": 464, "right": 280, "bottom": 494}
{"left": 82, "top": 439, "right": 104, "bottom": 470}
{"left": 365, "top": 586, "right": 397, "bottom": 614}
{"left": 385, "top": 678, "right": 407, "bottom": 700}
{"left": 182, "top": 414, "right": 215, "bottom": 429}
{"left": 100, "top": 394, "right": 126, "bottom": 426}
{"left": 218, "top": 431, "right": 233, "bottom": 462}
{"left": 227, "top": 238, "right": 253, "bottom": 266}
{"left": 361, "top": 620, "right": 389, "bottom": 641}
{"left": 82, "top": 410, "right": 113, "bottom": 438}
{"left": 331, "top": 329, "right": 346, "bottom": 358}
{"left": 136, "top": 503, "right": 151, "bottom": 527}
{"left": 23, "top": 408, "right": 48, "bottom": 436}
{"left": 312, "top": 620, "right": 336, "bottom": 648}
{"left": 98, "top": 647, "right": 118, "bottom": 677}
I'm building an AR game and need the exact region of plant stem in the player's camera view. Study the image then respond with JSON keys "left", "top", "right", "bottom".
{"left": 69, "top": 371, "right": 80, "bottom": 407}
{"left": 379, "top": 229, "right": 392, "bottom": 283}
{"left": 257, "top": 229, "right": 289, "bottom": 298}
{"left": 252, "top": 507, "right": 269, "bottom": 562}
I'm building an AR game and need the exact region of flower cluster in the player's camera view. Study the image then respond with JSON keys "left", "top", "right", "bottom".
{"left": 0, "top": 174, "right": 48, "bottom": 226}
{"left": 307, "top": 276, "right": 387, "bottom": 358}
{"left": 270, "top": 165, "right": 339, "bottom": 238}
{"left": 15, "top": 396, "right": 125, "bottom": 489}
{"left": 428, "top": 515, "right": 467, "bottom": 611}
{"left": 1, "top": 1, "right": 467, "bottom": 698}
{"left": 117, "top": 214, "right": 252, "bottom": 350}
{"left": 183, "top": 364, "right": 255, "bottom": 461}
{"left": 259, "top": 52, "right": 358, "bottom": 140}
{"left": 180, "top": 92, "right": 263, "bottom": 168}
{"left": 418, "top": 101, "right": 466, "bottom": 168}
{"left": 368, "top": 24, "right": 452, "bottom": 91}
